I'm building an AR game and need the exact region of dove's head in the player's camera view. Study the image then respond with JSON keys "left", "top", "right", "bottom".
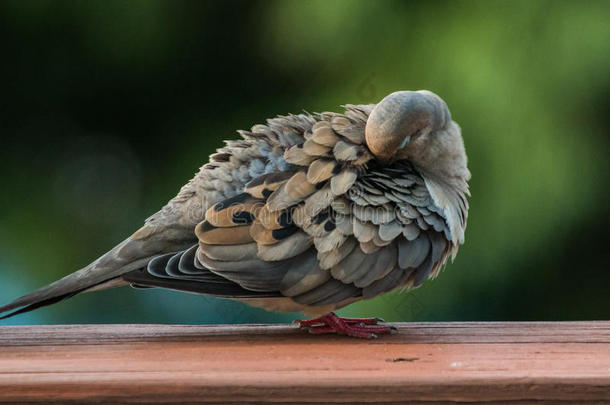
{"left": 365, "top": 90, "right": 469, "bottom": 181}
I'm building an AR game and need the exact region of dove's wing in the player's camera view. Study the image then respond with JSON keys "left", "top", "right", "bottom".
{"left": 123, "top": 106, "right": 455, "bottom": 313}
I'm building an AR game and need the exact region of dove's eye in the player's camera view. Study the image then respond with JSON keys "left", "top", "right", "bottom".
{"left": 399, "top": 135, "right": 411, "bottom": 149}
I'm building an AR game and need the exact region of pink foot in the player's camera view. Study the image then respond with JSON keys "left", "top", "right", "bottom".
{"left": 296, "top": 312, "right": 396, "bottom": 339}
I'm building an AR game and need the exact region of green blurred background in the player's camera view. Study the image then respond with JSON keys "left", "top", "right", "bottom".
{"left": 1, "top": 0, "right": 608, "bottom": 325}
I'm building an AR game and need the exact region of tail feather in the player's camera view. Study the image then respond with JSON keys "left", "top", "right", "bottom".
{"left": 0, "top": 230, "right": 193, "bottom": 320}
{"left": 0, "top": 290, "right": 83, "bottom": 320}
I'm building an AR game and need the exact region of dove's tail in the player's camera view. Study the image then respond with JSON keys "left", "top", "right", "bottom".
{"left": 0, "top": 229, "right": 193, "bottom": 320}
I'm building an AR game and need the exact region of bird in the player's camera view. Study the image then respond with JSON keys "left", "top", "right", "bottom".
{"left": 0, "top": 90, "right": 470, "bottom": 338}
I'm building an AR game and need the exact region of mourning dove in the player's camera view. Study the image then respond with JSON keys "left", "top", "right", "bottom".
{"left": 0, "top": 90, "right": 470, "bottom": 338}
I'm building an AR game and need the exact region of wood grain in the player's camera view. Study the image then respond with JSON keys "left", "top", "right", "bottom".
{"left": 0, "top": 322, "right": 608, "bottom": 403}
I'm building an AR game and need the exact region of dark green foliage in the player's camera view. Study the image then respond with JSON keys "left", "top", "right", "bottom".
{"left": 0, "top": 0, "right": 608, "bottom": 324}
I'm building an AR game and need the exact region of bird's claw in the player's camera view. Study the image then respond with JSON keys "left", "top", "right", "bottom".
{"left": 296, "top": 312, "right": 396, "bottom": 339}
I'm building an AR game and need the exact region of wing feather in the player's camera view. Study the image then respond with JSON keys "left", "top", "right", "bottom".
{"left": 125, "top": 108, "right": 457, "bottom": 313}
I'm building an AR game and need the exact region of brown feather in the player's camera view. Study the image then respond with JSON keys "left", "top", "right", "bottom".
{"left": 313, "top": 229, "right": 347, "bottom": 253}
{"left": 310, "top": 123, "right": 339, "bottom": 147}
{"left": 204, "top": 202, "right": 262, "bottom": 227}
{"left": 195, "top": 221, "right": 253, "bottom": 245}
{"left": 303, "top": 139, "right": 331, "bottom": 156}
{"left": 257, "top": 206, "right": 292, "bottom": 230}
{"left": 353, "top": 218, "right": 376, "bottom": 243}
{"left": 198, "top": 242, "right": 258, "bottom": 261}
{"left": 330, "top": 168, "right": 358, "bottom": 195}
{"left": 331, "top": 116, "right": 364, "bottom": 144}
{"left": 249, "top": 221, "right": 277, "bottom": 245}
{"left": 250, "top": 220, "right": 298, "bottom": 246}
{"left": 333, "top": 140, "right": 360, "bottom": 161}
{"left": 244, "top": 171, "right": 295, "bottom": 199}
{"left": 258, "top": 231, "right": 312, "bottom": 261}
{"left": 359, "top": 240, "right": 381, "bottom": 254}
{"left": 307, "top": 159, "right": 337, "bottom": 184}
{"left": 284, "top": 144, "right": 316, "bottom": 166}
{"left": 267, "top": 172, "right": 317, "bottom": 211}
{"left": 303, "top": 184, "right": 334, "bottom": 217}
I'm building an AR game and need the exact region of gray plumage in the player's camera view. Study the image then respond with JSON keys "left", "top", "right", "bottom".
{"left": 0, "top": 90, "right": 470, "bottom": 319}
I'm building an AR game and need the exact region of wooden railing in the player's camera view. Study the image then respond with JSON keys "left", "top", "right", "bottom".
{"left": 0, "top": 321, "right": 608, "bottom": 403}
